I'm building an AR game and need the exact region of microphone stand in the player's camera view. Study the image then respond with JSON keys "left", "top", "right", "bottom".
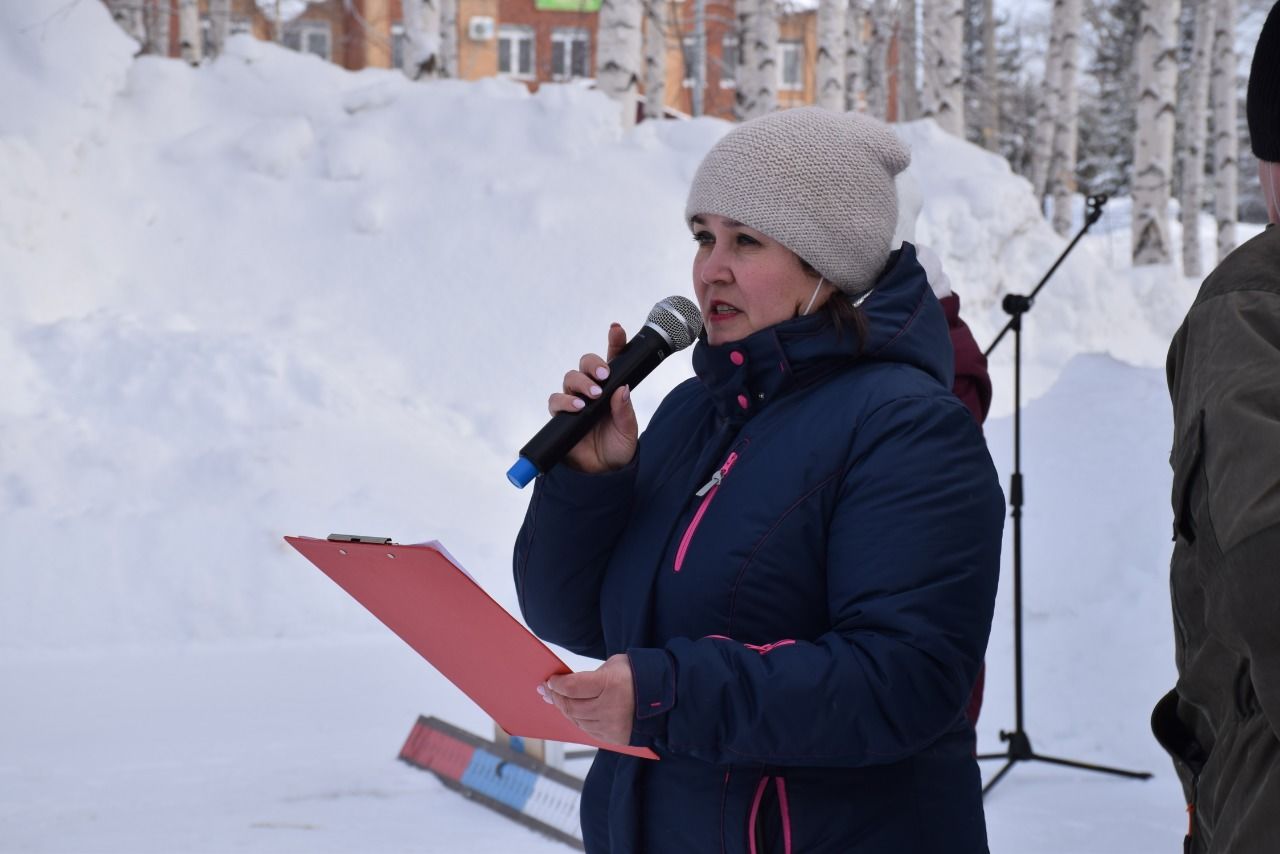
{"left": 976, "top": 194, "right": 1152, "bottom": 796}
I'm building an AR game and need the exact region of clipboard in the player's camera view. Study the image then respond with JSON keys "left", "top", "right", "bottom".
{"left": 285, "top": 535, "right": 658, "bottom": 760}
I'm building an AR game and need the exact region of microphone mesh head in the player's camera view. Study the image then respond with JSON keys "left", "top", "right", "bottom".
{"left": 646, "top": 296, "right": 703, "bottom": 351}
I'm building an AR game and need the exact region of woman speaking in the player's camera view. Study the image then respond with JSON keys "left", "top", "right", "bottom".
{"left": 514, "top": 107, "right": 1004, "bottom": 854}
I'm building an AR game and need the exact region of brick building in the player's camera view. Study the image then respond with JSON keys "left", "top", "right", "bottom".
{"left": 107, "top": 0, "right": 853, "bottom": 122}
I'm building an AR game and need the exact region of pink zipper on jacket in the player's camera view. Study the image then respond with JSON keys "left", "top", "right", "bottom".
{"left": 674, "top": 451, "right": 740, "bottom": 572}
{"left": 748, "top": 776, "right": 793, "bottom": 854}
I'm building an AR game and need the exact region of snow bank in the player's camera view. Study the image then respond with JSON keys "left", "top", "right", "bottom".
{"left": 0, "top": 0, "right": 1248, "bottom": 649}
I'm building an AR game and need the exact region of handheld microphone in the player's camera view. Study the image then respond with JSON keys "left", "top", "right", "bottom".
{"left": 506, "top": 296, "right": 703, "bottom": 488}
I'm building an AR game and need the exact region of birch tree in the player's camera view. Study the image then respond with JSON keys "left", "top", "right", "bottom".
{"left": 690, "top": 0, "right": 708, "bottom": 116}
{"left": 597, "top": 0, "right": 645, "bottom": 127}
{"left": 1132, "top": 0, "right": 1180, "bottom": 266}
{"left": 1178, "top": 0, "right": 1214, "bottom": 276}
{"left": 865, "top": 0, "right": 894, "bottom": 120}
{"left": 844, "top": 0, "right": 866, "bottom": 111}
{"left": 208, "top": 0, "right": 231, "bottom": 57}
{"left": 402, "top": 0, "right": 442, "bottom": 78}
{"left": 899, "top": 0, "right": 921, "bottom": 120}
{"left": 177, "top": 0, "right": 202, "bottom": 64}
{"left": 922, "top": 0, "right": 965, "bottom": 135}
{"left": 753, "top": 0, "right": 780, "bottom": 117}
{"left": 1030, "top": 3, "right": 1064, "bottom": 201}
{"left": 817, "top": 0, "right": 848, "bottom": 111}
{"left": 979, "top": 0, "right": 997, "bottom": 149}
{"left": 441, "top": 0, "right": 458, "bottom": 77}
{"left": 735, "top": 0, "right": 760, "bottom": 119}
{"left": 1048, "top": 0, "right": 1082, "bottom": 235}
{"left": 643, "top": 0, "right": 668, "bottom": 120}
{"left": 1210, "top": 0, "right": 1237, "bottom": 261}
{"left": 143, "top": 0, "right": 171, "bottom": 56}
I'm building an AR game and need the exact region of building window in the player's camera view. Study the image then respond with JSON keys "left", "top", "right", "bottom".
{"left": 681, "top": 36, "right": 696, "bottom": 88}
{"left": 498, "top": 26, "right": 535, "bottom": 79}
{"left": 777, "top": 40, "right": 802, "bottom": 91}
{"left": 391, "top": 24, "right": 406, "bottom": 70}
{"left": 284, "top": 22, "right": 332, "bottom": 61}
{"left": 551, "top": 28, "right": 590, "bottom": 80}
{"left": 200, "top": 16, "right": 252, "bottom": 56}
{"left": 720, "top": 36, "right": 738, "bottom": 88}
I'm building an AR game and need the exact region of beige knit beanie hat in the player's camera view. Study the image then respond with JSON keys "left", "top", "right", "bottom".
{"left": 685, "top": 107, "right": 911, "bottom": 294}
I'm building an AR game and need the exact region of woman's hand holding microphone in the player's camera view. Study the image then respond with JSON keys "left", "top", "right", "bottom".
{"left": 548, "top": 323, "right": 638, "bottom": 474}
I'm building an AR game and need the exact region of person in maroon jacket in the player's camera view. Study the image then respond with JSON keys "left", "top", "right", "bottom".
{"left": 895, "top": 173, "right": 993, "bottom": 728}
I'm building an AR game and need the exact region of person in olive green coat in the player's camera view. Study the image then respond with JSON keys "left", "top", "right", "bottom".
{"left": 1152, "top": 4, "right": 1280, "bottom": 852}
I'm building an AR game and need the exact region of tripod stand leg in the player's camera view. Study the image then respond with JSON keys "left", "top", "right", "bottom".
{"left": 981, "top": 759, "right": 1017, "bottom": 795}
{"left": 1028, "top": 752, "right": 1152, "bottom": 780}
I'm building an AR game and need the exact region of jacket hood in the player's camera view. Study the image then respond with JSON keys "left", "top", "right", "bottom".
{"left": 859, "top": 241, "right": 955, "bottom": 385}
{"left": 692, "top": 242, "right": 954, "bottom": 422}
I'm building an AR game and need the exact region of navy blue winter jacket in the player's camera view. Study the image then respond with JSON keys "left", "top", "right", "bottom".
{"left": 514, "top": 245, "right": 1004, "bottom": 853}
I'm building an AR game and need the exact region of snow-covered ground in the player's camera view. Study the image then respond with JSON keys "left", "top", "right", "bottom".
{"left": 0, "top": 1, "right": 1268, "bottom": 851}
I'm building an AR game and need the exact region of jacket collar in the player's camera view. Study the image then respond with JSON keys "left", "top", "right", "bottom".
{"left": 689, "top": 243, "right": 952, "bottom": 424}
{"left": 691, "top": 310, "right": 858, "bottom": 424}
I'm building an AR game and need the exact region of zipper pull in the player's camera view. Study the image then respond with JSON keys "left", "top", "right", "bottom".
{"left": 695, "top": 471, "right": 722, "bottom": 497}
{"left": 694, "top": 451, "right": 739, "bottom": 497}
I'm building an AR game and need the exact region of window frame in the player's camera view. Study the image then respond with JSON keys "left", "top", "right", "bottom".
{"left": 283, "top": 21, "right": 332, "bottom": 61}
{"left": 681, "top": 35, "right": 696, "bottom": 88}
{"left": 719, "top": 35, "right": 738, "bottom": 89}
{"left": 550, "top": 27, "right": 590, "bottom": 81}
{"left": 777, "top": 39, "right": 803, "bottom": 91}
{"left": 497, "top": 25, "right": 536, "bottom": 80}
{"left": 391, "top": 23, "right": 406, "bottom": 70}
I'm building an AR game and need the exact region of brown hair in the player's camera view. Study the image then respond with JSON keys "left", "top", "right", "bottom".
{"left": 798, "top": 258, "right": 868, "bottom": 353}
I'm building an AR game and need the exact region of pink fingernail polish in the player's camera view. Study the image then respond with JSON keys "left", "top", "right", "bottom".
{"left": 572, "top": 398, "right": 586, "bottom": 410}
{"left": 595, "top": 367, "right": 609, "bottom": 381}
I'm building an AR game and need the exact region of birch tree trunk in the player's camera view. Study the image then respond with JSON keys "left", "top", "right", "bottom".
{"left": 597, "top": 0, "right": 645, "bottom": 127}
{"left": 402, "top": 0, "right": 442, "bottom": 78}
{"left": 1132, "top": 0, "right": 1180, "bottom": 266}
{"left": 1049, "top": 0, "right": 1082, "bottom": 235}
{"left": 1030, "top": 2, "right": 1064, "bottom": 203}
{"left": 177, "top": 0, "right": 202, "bottom": 64}
{"left": 866, "top": 0, "right": 893, "bottom": 120}
{"left": 980, "top": 0, "right": 998, "bottom": 150}
{"left": 759, "top": 0, "right": 780, "bottom": 115}
{"left": 208, "top": 0, "right": 231, "bottom": 58}
{"left": 143, "top": 0, "right": 171, "bottom": 56}
{"left": 441, "top": 0, "right": 458, "bottom": 78}
{"left": 845, "top": 0, "right": 866, "bottom": 111}
{"left": 1179, "top": 0, "right": 1214, "bottom": 277}
{"left": 922, "top": 0, "right": 965, "bottom": 135}
{"left": 1211, "top": 0, "right": 1237, "bottom": 262}
{"left": 735, "top": 0, "right": 760, "bottom": 119}
{"left": 817, "top": 0, "right": 848, "bottom": 111}
{"left": 737, "top": 0, "right": 773, "bottom": 118}
{"left": 643, "top": 0, "right": 668, "bottom": 120}
{"left": 898, "top": 0, "right": 921, "bottom": 120}
{"left": 691, "top": 0, "right": 707, "bottom": 116}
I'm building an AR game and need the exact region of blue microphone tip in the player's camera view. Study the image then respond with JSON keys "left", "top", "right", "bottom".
{"left": 507, "top": 457, "right": 539, "bottom": 489}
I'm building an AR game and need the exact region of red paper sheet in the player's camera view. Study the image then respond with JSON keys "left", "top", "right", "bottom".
{"left": 285, "top": 536, "right": 657, "bottom": 760}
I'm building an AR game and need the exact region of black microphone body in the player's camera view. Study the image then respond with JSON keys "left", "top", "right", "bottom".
{"left": 507, "top": 297, "right": 702, "bottom": 488}
{"left": 511, "top": 327, "right": 671, "bottom": 485}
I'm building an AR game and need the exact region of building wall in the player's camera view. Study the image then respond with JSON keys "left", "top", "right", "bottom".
{"left": 457, "top": 0, "right": 500, "bottom": 79}
{"left": 110, "top": 0, "right": 876, "bottom": 125}
{"left": 776, "top": 10, "right": 815, "bottom": 110}
{"left": 658, "top": 0, "right": 737, "bottom": 119}
{"left": 492, "top": 0, "right": 598, "bottom": 92}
